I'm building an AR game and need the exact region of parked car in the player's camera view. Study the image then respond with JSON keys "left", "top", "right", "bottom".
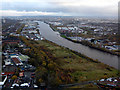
{"left": 11, "top": 83, "right": 19, "bottom": 88}
{"left": 20, "top": 83, "right": 29, "bottom": 88}
{"left": 33, "top": 84, "right": 38, "bottom": 88}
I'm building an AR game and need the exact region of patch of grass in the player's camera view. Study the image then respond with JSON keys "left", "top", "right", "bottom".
{"left": 37, "top": 40, "right": 119, "bottom": 83}
{"left": 70, "top": 83, "right": 99, "bottom": 89}
{"left": 53, "top": 50, "right": 71, "bottom": 58}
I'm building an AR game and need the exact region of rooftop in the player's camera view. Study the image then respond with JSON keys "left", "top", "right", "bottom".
{"left": 12, "top": 57, "right": 21, "bottom": 64}
{"left": 19, "top": 55, "right": 29, "bottom": 62}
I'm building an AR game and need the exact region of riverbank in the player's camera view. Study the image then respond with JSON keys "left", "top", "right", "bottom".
{"left": 20, "top": 35, "right": 119, "bottom": 87}
{"left": 36, "top": 21, "right": 119, "bottom": 69}
{"left": 49, "top": 24, "right": 119, "bottom": 56}
{"left": 37, "top": 40, "right": 119, "bottom": 82}
{"left": 60, "top": 35, "right": 120, "bottom": 56}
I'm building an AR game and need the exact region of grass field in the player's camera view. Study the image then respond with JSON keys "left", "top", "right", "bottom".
{"left": 36, "top": 40, "right": 119, "bottom": 83}
{"left": 67, "top": 83, "right": 100, "bottom": 89}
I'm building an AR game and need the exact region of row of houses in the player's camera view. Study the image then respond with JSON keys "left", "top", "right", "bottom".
{"left": 21, "top": 21, "right": 44, "bottom": 41}
{"left": 3, "top": 52, "right": 30, "bottom": 66}
{"left": 57, "top": 26, "right": 84, "bottom": 34}
{"left": 1, "top": 36, "right": 36, "bottom": 88}
{"left": 68, "top": 36, "right": 118, "bottom": 51}
{"left": 2, "top": 36, "right": 20, "bottom": 45}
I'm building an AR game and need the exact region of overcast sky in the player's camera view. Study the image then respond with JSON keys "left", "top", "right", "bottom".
{"left": 0, "top": 0, "right": 119, "bottom": 17}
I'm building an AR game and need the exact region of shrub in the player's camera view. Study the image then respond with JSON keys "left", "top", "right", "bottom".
{"left": 11, "top": 75, "right": 17, "bottom": 80}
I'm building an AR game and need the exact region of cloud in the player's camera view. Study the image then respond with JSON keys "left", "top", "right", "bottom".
{"left": 0, "top": 10, "right": 70, "bottom": 16}
{"left": 1, "top": 0, "right": 119, "bottom": 16}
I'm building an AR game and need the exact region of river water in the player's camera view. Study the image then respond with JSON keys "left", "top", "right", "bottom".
{"left": 36, "top": 21, "right": 119, "bottom": 69}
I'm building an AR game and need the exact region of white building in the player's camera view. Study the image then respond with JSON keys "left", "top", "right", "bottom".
{"left": 0, "top": 75, "right": 7, "bottom": 88}
{"left": 28, "top": 30, "right": 37, "bottom": 34}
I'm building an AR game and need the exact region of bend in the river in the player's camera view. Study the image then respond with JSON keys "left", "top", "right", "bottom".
{"left": 36, "top": 21, "right": 119, "bottom": 70}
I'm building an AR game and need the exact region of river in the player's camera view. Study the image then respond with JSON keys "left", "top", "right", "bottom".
{"left": 36, "top": 21, "right": 119, "bottom": 70}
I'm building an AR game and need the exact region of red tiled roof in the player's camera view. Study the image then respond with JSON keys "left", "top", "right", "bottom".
{"left": 19, "top": 72, "right": 24, "bottom": 77}
{"left": 12, "top": 57, "right": 21, "bottom": 64}
{"left": 2, "top": 72, "right": 15, "bottom": 75}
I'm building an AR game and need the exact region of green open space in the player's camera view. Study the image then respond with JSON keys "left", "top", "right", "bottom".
{"left": 19, "top": 36, "right": 119, "bottom": 87}
{"left": 37, "top": 40, "right": 119, "bottom": 82}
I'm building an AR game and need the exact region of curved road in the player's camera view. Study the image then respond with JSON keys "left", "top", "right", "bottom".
{"left": 36, "top": 21, "right": 119, "bottom": 69}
